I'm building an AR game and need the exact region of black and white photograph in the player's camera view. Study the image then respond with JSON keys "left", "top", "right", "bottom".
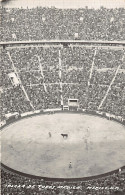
{"left": 0, "top": 0, "right": 125, "bottom": 194}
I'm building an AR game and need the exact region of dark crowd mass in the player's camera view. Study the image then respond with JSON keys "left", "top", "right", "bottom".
{"left": 1, "top": 47, "right": 125, "bottom": 119}
{"left": 1, "top": 7, "right": 125, "bottom": 41}
{"left": 1, "top": 168, "right": 125, "bottom": 195}
{"left": 0, "top": 5, "right": 125, "bottom": 195}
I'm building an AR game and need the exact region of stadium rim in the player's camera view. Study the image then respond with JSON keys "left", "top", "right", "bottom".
{"left": 0, "top": 40, "right": 125, "bottom": 48}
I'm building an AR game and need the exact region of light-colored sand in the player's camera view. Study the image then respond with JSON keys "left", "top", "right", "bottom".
{"left": 1, "top": 113, "right": 125, "bottom": 178}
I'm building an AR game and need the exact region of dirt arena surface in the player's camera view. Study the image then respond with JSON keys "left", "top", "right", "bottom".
{"left": 1, "top": 113, "right": 125, "bottom": 178}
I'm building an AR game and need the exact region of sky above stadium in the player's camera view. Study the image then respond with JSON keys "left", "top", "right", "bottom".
{"left": 1, "top": 0, "right": 125, "bottom": 9}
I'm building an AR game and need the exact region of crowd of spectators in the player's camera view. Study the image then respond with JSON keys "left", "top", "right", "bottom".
{"left": 1, "top": 168, "right": 125, "bottom": 195}
{"left": 1, "top": 6, "right": 125, "bottom": 194}
{"left": 0, "top": 46, "right": 125, "bottom": 119}
{"left": 1, "top": 7, "right": 125, "bottom": 41}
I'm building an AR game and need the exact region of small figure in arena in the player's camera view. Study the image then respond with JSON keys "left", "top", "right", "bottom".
{"left": 69, "top": 162, "right": 72, "bottom": 169}
{"left": 49, "top": 132, "right": 51, "bottom": 138}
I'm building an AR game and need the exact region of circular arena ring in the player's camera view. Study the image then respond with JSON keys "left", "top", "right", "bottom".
{"left": 1, "top": 111, "right": 125, "bottom": 181}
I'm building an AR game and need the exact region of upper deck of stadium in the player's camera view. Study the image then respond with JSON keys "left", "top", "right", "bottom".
{"left": 1, "top": 6, "right": 125, "bottom": 43}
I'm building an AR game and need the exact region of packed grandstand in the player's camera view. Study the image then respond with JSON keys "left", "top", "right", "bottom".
{"left": 1, "top": 5, "right": 125, "bottom": 195}
{"left": 1, "top": 7, "right": 125, "bottom": 41}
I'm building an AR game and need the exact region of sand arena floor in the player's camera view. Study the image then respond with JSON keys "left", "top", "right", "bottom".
{"left": 1, "top": 113, "right": 125, "bottom": 178}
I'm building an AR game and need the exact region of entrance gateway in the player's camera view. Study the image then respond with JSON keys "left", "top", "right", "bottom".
{"left": 68, "top": 99, "right": 79, "bottom": 111}
{"left": 63, "top": 99, "right": 79, "bottom": 111}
